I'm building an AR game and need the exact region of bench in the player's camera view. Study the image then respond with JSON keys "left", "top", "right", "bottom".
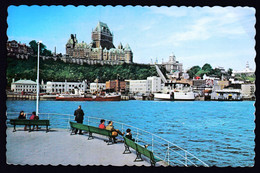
{"left": 123, "top": 136, "right": 161, "bottom": 166}
{"left": 70, "top": 121, "right": 113, "bottom": 145}
{"left": 9, "top": 119, "right": 50, "bottom": 132}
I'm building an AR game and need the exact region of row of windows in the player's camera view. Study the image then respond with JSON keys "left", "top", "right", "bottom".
{"left": 51, "top": 84, "right": 83, "bottom": 87}
{"left": 15, "top": 85, "right": 36, "bottom": 88}
{"left": 15, "top": 89, "right": 36, "bottom": 92}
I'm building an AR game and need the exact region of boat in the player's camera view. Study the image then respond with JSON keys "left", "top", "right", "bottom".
{"left": 56, "top": 88, "right": 121, "bottom": 101}
{"left": 56, "top": 94, "right": 121, "bottom": 101}
{"left": 154, "top": 82, "right": 195, "bottom": 101}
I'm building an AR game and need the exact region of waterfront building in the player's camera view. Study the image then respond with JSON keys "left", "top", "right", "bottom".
{"left": 127, "top": 76, "right": 162, "bottom": 95}
{"left": 89, "top": 82, "right": 106, "bottom": 94}
{"left": 241, "top": 83, "right": 255, "bottom": 99}
{"left": 43, "top": 80, "right": 88, "bottom": 94}
{"left": 211, "top": 89, "right": 242, "bottom": 101}
{"left": 232, "top": 62, "right": 254, "bottom": 76}
{"left": 105, "top": 80, "right": 128, "bottom": 93}
{"left": 11, "top": 79, "right": 37, "bottom": 93}
{"left": 66, "top": 22, "right": 133, "bottom": 64}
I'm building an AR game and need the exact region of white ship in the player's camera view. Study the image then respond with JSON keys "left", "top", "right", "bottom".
{"left": 154, "top": 82, "right": 195, "bottom": 101}
{"left": 153, "top": 64, "right": 195, "bottom": 101}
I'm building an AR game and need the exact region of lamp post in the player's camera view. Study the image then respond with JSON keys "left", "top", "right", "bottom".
{"left": 36, "top": 41, "right": 42, "bottom": 116}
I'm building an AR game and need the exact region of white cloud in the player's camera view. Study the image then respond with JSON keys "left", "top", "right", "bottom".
{"left": 149, "top": 6, "right": 188, "bottom": 17}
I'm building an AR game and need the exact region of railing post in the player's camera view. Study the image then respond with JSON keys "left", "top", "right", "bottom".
{"left": 67, "top": 115, "right": 71, "bottom": 129}
{"left": 121, "top": 124, "right": 123, "bottom": 133}
{"left": 167, "top": 142, "right": 170, "bottom": 165}
{"left": 185, "top": 151, "right": 187, "bottom": 167}
{"left": 152, "top": 135, "right": 154, "bottom": 152}
{"left": 136, "top": 128, "right": 139, "bottom": 143}
{"left": 88, "top": 117, "right": 89, "bottom": 125}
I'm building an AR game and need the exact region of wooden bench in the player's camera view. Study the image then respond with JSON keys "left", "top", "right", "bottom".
{"left": 9, "top": 119, "right": 50, "bottom": 132}
{"left": 123, "top": 136, "right": 161, "bottom": 166}
{"left": 70, "top": 121, "right": 113, "bottom": 145}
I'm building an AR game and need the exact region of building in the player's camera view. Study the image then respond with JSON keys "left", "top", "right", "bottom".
{"left": 7, "top": 40, "right": 33, "bottom": 58}
{"left": 211, "top": 89, "right": 242, "bottom": 101}
{"left": 11, "top": 79, "right": 37, "bottom": 93}
{"left": 232, "top": 62, "right": 254, "bottom": 76}
{"left": 241, "top": 83, "right": 255, "bottom": 99}
{"left": 161, "top": 53, "right": 183, "bottom": 75}
{"left": 42, "top": 80, "right": 88, "bottom": 94}
{"left": 127, "top": 76, "right": 161, "bottom": 95}
{"left": 105, "top": 80, "right": 128, "bottom": 93}
{"left": 89, "top": 82, "right": 106, "bottom": 94}
{"left": 66, "top": 22, "right": 133, "bottom": 64}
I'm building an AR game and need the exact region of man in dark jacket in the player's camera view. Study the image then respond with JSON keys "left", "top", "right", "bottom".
{"left": 74, "top": 105, "right": 84, "bottom": 135}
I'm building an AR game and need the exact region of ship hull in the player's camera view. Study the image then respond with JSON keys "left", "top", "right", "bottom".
{"left": 154, "top": 92, "right": 195, "bottom": 101}
{"left": 56, "top": 95, "right": 121, "bottom": 101}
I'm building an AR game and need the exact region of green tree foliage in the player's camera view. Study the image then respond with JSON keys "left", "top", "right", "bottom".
{"left": 187, "top": 65, "right": 201, "bottom": 79}
{"left": 6, "top": 56, "right": 158, "bottom": 86}
{"left": 29, "top": 40, "right": 52, "bottom": 56}
{"left": 227, "top": 68, "right": 233, "bottom": 76}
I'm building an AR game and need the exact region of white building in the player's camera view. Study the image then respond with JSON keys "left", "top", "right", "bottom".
{"left": 127, "top": 76, "right": 161, "bottom": 95}
{"left": 43, "top": 80, "right": 88, "bottom": 94}
{"left": 232, "top": 62, "right": 254, "bottom": 76}
{"left": 241, "top": 84, "right": 255, "bottom": 99}
{"left": 89, "top": 83, "right": 106, "bottom": 94}
{"left": 162, "top": 53, "right": 183, "bottom": 74}
{"left": 11, "top": 79, "right": 37, "bottom": 93}
{"left": 147, "top": 76, "right": 161, "bottom": 93}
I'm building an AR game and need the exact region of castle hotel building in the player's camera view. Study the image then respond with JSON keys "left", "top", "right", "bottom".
{"left": 66, "top": 22, "right": 133, "bottom": 63}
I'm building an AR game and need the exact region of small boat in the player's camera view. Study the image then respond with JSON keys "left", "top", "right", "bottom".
{"left": 154, "top": 82, "right": 195, "bottom": 101}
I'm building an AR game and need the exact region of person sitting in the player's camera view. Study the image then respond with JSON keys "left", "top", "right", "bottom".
{"left": 29, "top": 111, "right": 39, "bottom": 130}
{"left": 106, "top": 121, "right": 125, "bottom": 143}
{"left": 99, "top": 119, "right": 106, "bottom": 129}
{"left": 125, "top": 128, "right": 148, "bottom": 148}
{"left": 18, "top": 111, "right": 27, "bottom": 131}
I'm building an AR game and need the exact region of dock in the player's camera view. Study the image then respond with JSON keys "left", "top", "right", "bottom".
{"left": 6, "top": 128, "right": 165, "bottom": 166}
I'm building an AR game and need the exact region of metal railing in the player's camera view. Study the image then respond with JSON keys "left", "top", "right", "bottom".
{"left": 6, "top": 112, "right": 209, "bottom": 167}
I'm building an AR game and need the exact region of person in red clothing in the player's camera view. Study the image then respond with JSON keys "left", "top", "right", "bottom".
{"left": 99, "top": 119, "right": 106, "bottom": 129}
{"left": 29, "top": 111, "right": 39, "bottom": 130}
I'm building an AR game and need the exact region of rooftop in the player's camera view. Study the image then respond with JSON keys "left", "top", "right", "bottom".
{"left": 6, "top": 128, "right": 165, "bottom": 166}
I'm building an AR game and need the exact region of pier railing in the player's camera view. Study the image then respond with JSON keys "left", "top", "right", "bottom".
{"left": 6, "top": 112, "right": 209, "bottom": 167}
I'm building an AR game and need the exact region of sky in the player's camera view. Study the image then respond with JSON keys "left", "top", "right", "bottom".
{"left": 7, "top": 5, "right": 256, "bottom": 71}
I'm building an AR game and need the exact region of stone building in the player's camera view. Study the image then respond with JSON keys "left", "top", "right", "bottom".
{"left": 66, "top": 22, "right": 133, "bottom": 64}
{"left": 11, "top": 79, "right": 37, "bottom": 93}
{"left": 7, "top": 40, "right": 33, "bottom": 58}
{"left": 162, "top": 53, "right": 183, "bottom": 75}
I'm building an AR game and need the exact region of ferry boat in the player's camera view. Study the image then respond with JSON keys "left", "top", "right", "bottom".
{"left": 154, "top": 82, "right": 195, "bottom": 101}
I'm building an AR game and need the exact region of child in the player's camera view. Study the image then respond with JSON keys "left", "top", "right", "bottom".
{"left": 125, "top": 128, "right": 148, "bottom": 148}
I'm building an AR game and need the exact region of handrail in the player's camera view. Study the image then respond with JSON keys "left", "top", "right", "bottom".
{"left": 6, "top": 112, "right": 209, "bottom": 167}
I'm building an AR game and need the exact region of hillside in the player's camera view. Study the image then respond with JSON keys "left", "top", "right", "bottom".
{"left": 6, "top": 56, "right": 160, "bottom": 86}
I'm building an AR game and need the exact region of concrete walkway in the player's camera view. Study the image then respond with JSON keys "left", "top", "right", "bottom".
{"left": 6, "top": 128, "right": 165, "bottom": 166}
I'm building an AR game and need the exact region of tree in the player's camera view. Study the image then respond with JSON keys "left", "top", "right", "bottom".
{"left": 202, "top": 63, "right": 213, "bottom": 75}
{"left": 187, "top": 66, "right": 201, "bottom": 79}
{"left": 212, "top": 68, "right": 222, "bottom": 78}
{"left": 227, "top": 68, "right": 233, "bottom": 76}
{"left": 29, "top": 40, "right": 51, "bottom": 56}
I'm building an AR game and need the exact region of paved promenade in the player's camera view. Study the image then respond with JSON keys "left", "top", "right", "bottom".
{"left": 6, "top": 128, "right": 164, "bottom": 166}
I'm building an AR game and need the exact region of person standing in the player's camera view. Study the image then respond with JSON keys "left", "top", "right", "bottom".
{"left": 74, "top": 105, "right": 84, "bottom": 135}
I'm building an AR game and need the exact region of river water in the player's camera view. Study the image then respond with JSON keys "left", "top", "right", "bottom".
{"left": 6, "top": 100, "right": 255, "bottom": 167}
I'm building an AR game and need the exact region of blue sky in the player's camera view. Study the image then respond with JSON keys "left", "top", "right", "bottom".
{"left": 7, "top": 6, "right": 255, "bottom": 71}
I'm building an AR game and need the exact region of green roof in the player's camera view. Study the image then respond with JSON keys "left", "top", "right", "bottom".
{"left": 124, "top": 43, "right": 132, "bottom": 51}
{"left": 95, "top": 21, "right": 111, "bottom": 34}
{"left": 13, "top": 79, "right": 37, "bottom": 85}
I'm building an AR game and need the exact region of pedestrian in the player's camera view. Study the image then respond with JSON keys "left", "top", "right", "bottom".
{"left": 74, "top": 105, "right": 84, "bottom": 135}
